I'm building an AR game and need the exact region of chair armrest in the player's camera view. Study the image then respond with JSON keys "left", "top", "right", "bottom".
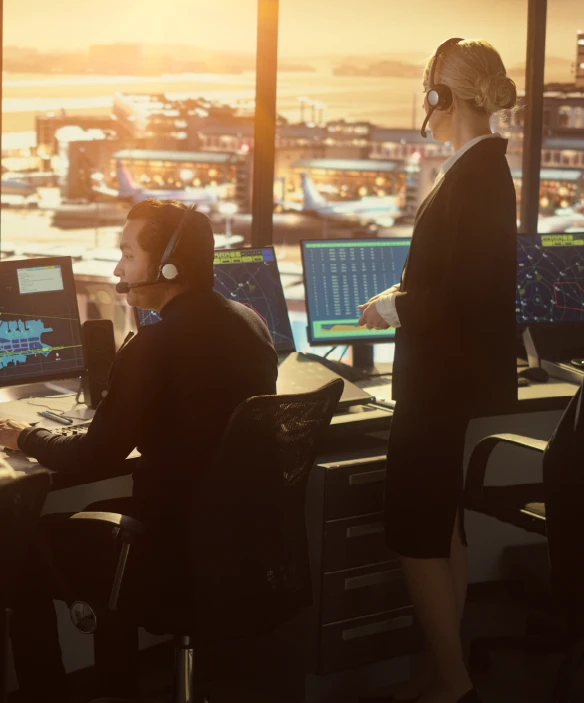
{"left": 68, "top": 512, "right": 147, "bottom": 612}
{"left": 69, "top": 511, "right": 146, "bottom": 543}
{"left": 465, "top": 433, "right": 548, "bottom": 507}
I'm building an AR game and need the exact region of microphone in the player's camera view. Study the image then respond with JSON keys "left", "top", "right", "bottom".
{"left": 420, "top": 110, "right": 432, "bottom": 138}
{"left": 115, "top": 280, "right": 160, "bottom": 294}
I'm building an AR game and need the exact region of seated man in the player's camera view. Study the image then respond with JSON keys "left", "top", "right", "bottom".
{"left": 0, "top": 200, "right": 278, "bottom": 702}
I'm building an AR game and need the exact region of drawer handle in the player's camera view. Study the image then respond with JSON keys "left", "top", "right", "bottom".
{"left": 349, "top": 469, "right": 386, "bottom": 486}
{"left": 347, "top": 522, "right": 384, "bottom": 539}
{"left": 344, "top": 568, "right": 402, "bottom": 591}
{"left": 342, "top": 615, "right": 413, "bottom": 641}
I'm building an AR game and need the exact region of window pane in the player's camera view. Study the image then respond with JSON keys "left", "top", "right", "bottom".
{"left": 276, "top": 1, "right": 527, "bottom": 359}
{"left": 538, "top": 7, "right": 584, "bottom": 226}
{"left": 2, "top": 0, "right": 257, "bottom": 345}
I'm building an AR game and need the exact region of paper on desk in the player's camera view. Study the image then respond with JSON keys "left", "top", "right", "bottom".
{"left": 0, "top": 464, "right": 16, "bottom": 483}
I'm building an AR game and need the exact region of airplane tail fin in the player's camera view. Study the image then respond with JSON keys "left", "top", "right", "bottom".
{"left": 301, "top": 173, "right": 327, "bottom": 211}
{"left": 116, "top": 160, "right": 138, "bottom": 197}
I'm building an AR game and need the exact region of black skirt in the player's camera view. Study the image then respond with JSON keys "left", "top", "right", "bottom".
{"left": 384, "top": 402, "right": 470, "bottom": 559}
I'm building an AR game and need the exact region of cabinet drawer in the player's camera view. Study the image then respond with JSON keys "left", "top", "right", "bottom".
{"left": 323, "top": 513, "right": 394, "bottom": 572}
{"left": 321, "top": 563, "right": 409, "bottom": 624}
{"left": 318, "top": 607, "right": 418, "bottom": 674}
{"left": 324, "top": 457, "right": 386, "bottom": 520}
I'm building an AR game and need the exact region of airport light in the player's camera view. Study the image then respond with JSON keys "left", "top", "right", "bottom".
{"left": 219, "top": 202, "right": 238, "bottom": 217}
{"left": 219, "top": 201, "right": 239, "bottom": 244}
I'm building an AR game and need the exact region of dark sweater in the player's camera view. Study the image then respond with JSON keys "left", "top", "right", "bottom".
{"left": 392, "top": 137, "right": 518, "bottom": 416}
{"left": 19, "top": 289, "right": 278, "bottom": 525}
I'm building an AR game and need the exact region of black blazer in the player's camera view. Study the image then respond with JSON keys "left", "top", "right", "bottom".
{"left": 392, "top": 137, "right": 517, "bottom": 416}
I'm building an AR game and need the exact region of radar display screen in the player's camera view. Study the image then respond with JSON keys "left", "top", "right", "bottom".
{"left": 136, "top": 247, "right": 295, "bottom": 353}
{"left": 517, "top": 234, "right": 584, "bottom": 325}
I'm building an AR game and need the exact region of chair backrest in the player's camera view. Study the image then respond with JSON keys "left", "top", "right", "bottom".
{"left": 0, "top": 470, "right": 51, "bottom": 601}
{"left": 183, "top": 379, "right": 343, "bottom": 640}
{"left": 542, "top": 382, "right": 584, "bottom": 623}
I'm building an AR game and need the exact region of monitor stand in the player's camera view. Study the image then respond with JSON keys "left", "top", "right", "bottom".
{"left": 306, "top": 345, "right": 393, "bottom": 382}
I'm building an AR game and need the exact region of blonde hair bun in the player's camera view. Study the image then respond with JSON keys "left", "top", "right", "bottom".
{"left": 476, "top": 72, "right": 517, "bottom": 113}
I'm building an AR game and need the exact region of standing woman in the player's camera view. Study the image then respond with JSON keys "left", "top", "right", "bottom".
{"left": 358, "top": 39, "right": 518, "bottom": 703}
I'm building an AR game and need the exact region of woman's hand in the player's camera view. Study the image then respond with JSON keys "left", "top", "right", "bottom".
{"left": 358, "top": 302, "right": 390, "bottom": 330}
{"left": 359, "top": 284, "right": 400, "bottom": 308}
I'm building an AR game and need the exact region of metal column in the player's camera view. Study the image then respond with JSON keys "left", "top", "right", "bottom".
{"left": 519, "top": 0, "right": 547, "bottom": 234}
{"left": 251, "top": 0, "right": 279, "bottom": 247}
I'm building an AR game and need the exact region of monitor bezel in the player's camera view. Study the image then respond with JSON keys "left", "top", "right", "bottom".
{"left": 516, "top": 232, "right": 584, "bottom": 328}
{"left": 0, "top": 256, "right": 88, "bottom": 388}
{"left": 133, "top": 245, "right": 297, "bottom": 354}
{"left": 300, "top": 237, "right": 410, "bottom": 347}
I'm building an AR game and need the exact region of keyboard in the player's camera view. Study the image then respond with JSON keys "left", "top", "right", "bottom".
{"left": 51, "top": 421, "right": 91, "bottom": 437}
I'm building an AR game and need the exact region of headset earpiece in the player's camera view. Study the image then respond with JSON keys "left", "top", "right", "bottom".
{"left": 160, "top": 262, "right": 179, "bottom": 281}
{"left": 427, "top": 84, "right": 453, "bottom": 111}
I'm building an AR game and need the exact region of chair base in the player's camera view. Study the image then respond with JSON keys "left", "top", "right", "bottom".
{"left": 173, "top": 635, "right": 210, "bottom": 703}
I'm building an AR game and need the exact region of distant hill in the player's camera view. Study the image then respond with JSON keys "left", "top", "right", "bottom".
{"left": 507, "top": 56, "right": 574, "bottom": 84}
{"left": 333, "top": 60, "right": 423, "bottom": 78}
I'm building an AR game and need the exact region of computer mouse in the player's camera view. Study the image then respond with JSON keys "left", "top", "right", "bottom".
{"left": 518, "top": 367, "right": 549, "bottom": 383}
{"left": 570, "top": 358, "right": 584, "bottom": 370}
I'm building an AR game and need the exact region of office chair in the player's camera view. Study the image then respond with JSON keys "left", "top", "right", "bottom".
{"left": 58, "top": 379, "right": 344, "bottom": 703}
{"left": 0, "top": 470, "right": 52, "bottom": 703}
{"left": 464, "top": 383, "right": 584, "bottom": 702}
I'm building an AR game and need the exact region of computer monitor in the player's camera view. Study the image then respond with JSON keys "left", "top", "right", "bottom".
{"left": 517, "top": 233, "right": 584, "bottom": 325}
{"left": 0, "top": 256, "right": 87, "bottom": 387}
{"left": 135, "top": 247, "right": 296, "bottom": 354}
{"left": 301, "top": 238, "right": 411, "bottom": 346}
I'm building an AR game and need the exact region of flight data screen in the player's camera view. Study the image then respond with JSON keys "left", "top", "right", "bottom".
{"left": 136, "top": 247, "right": 295, "bottom": 353}
{"left": 516, "top": 234, "right": 584, "bottom": 324}
{"left": 0, "top": 257, "right": 86, "bottom": 386}
{"left": 301, "top": 238, "right": 410, "bottom": 345}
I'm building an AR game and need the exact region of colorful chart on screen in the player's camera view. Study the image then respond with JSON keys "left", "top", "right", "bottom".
{"left": 301, "top": 238, "right": 411, "bottom": 345}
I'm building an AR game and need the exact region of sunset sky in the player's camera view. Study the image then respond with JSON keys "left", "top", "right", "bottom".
{"left": 3, "top": 0, "right": 583, "bottom": 67}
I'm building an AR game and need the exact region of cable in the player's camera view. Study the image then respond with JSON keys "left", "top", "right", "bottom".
{"left": 323, "top": 346, "right": 337, "bottom": 359}
{"left": 338, "top": 346, "right": 349, "bottom": 362}
{"left": 25, "top": 400, "right": 68, "bottom": 413}
{"left": 25, "top": 391, "right": 84, "bottom": 420}
{"left": 21, "top": 393, "right": 77, "bottom": 401}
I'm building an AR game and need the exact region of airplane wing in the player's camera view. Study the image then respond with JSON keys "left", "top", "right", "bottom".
{"left": 274, "top": 198, "right": 304, "bottom": 212}
{"left": 90, "top": 183, "right": 127, "bottom": 201}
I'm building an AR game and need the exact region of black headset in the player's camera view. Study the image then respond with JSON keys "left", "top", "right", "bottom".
{"left": 116, "top": 204, "right": 208, "bottom": 294}
{"left": 156, "top": 204, "right": 201, "bottom": 283}
{"left": 420, "top": 37, "right": 464, "bottom": 138}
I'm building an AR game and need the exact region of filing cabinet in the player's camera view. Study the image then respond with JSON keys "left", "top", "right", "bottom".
{"left": 307, "top": 451, "right": 421, "bottom": 675}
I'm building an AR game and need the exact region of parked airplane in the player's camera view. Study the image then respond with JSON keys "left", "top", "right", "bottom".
{"left": 284, "top": 173, "right": 402, "bottom": 229}
{"left": 1, "top": 176, "right": 36, "bottom": 197}
{"left": 92, "top": 160, "right": 223, "bottom": 210}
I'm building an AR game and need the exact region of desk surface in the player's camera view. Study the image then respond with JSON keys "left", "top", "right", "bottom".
{"left": 0, "top": 370, "right": 579, "bottom": 484}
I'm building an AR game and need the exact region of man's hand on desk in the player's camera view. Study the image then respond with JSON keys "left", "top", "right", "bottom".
{"left": 0, "top": 419, "right": 30, "bottom": 451}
